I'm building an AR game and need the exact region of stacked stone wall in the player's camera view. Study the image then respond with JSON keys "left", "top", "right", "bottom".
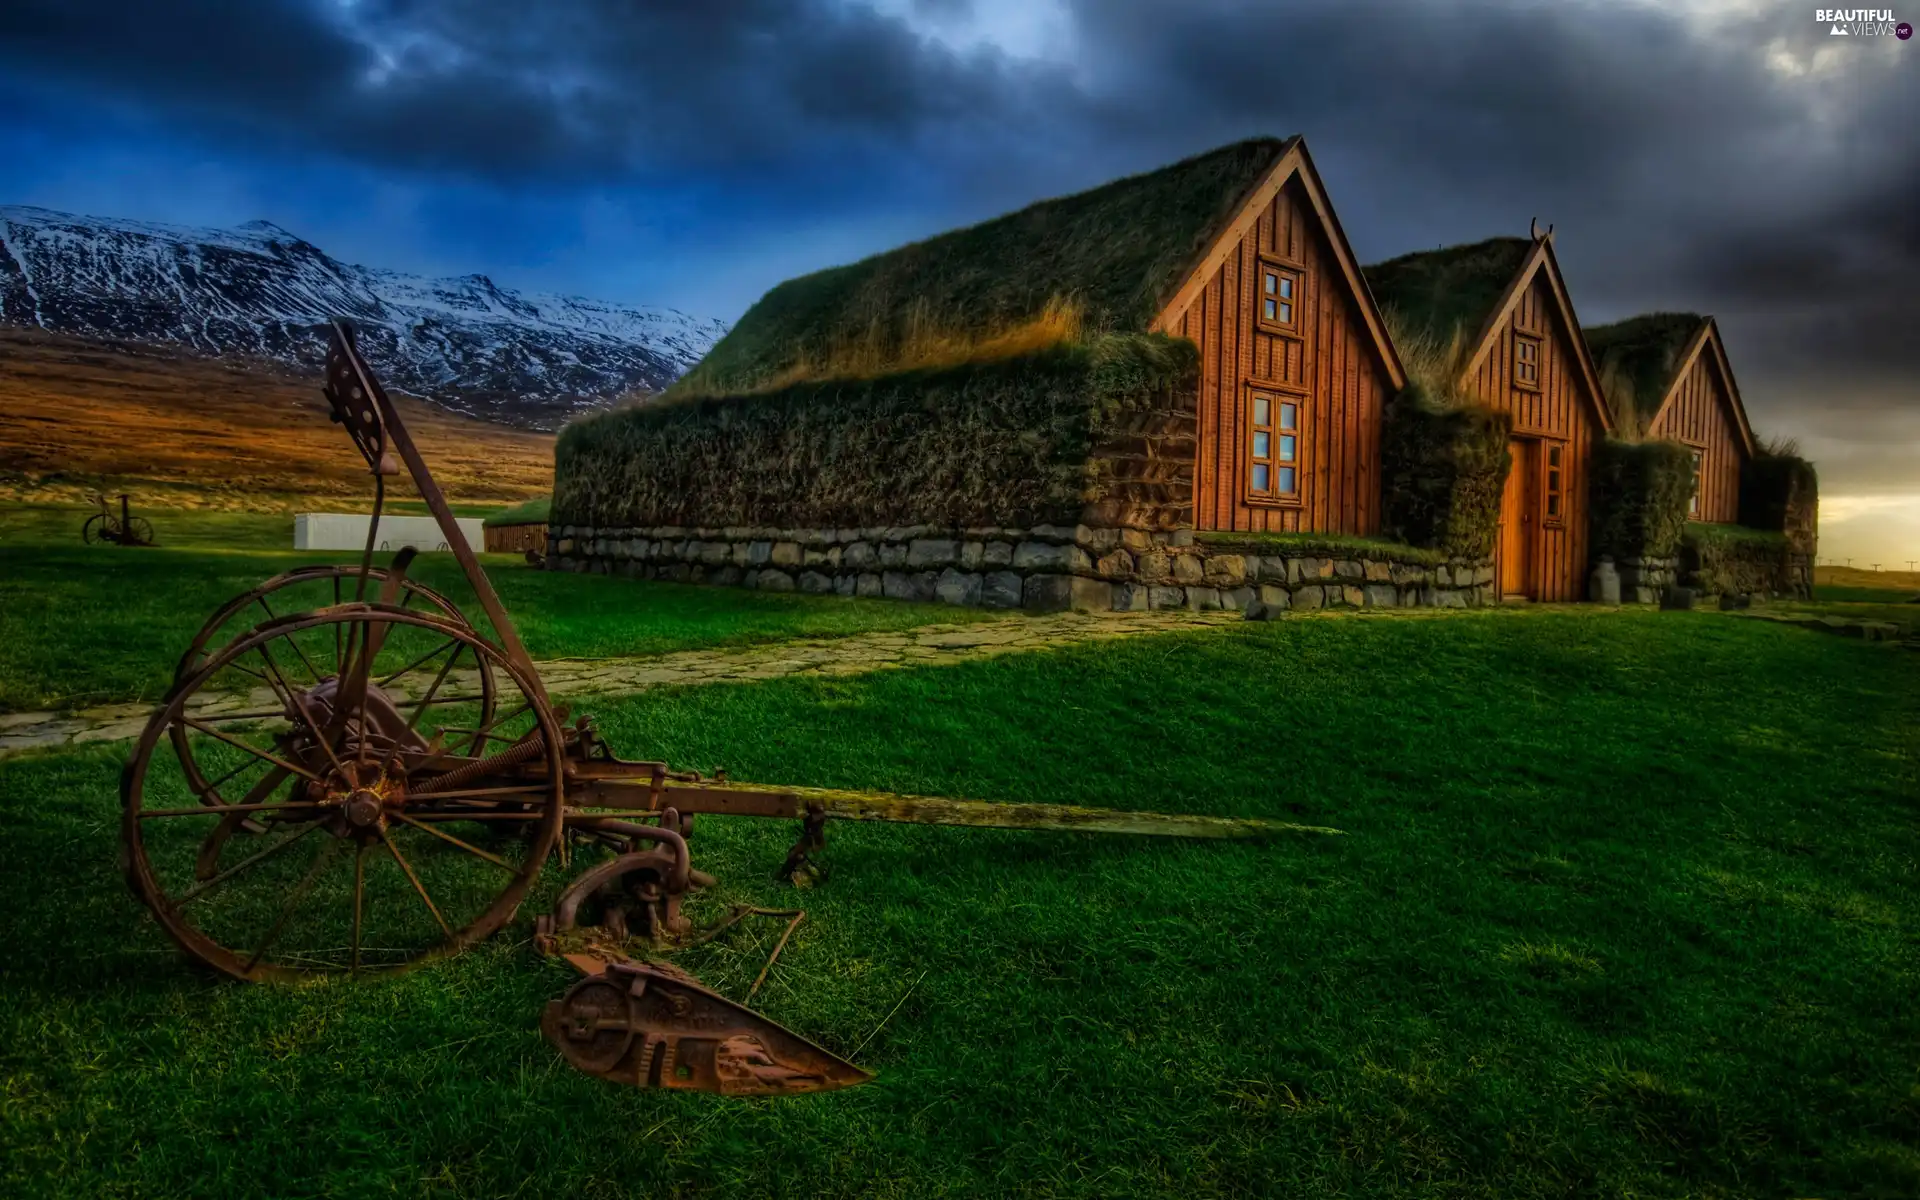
{"left": 547, "top": 522, "right": 1495, "bottom": 613}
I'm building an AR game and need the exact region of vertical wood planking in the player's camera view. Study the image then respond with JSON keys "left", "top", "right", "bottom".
{"left": 1468, "top": 271, "right": 1603, "bottom": 601}
{"left": 1649, "top": 351, "right": 1742, "bottom": 523}
{"left": 1182, "top": 176, "right": 1392, "bottom": 536}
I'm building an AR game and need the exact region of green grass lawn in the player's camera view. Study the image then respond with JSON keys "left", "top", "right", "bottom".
{"left": 1816, "top": 585, "right": 1917, "bottom": 603}
{"left": 0, "top": 503, "right": 999, "bottom": 712}
{"left": 2, "top": 608, "right": 1914, "bottom": 1197}
{"left": 1764, "top": 595, "right": 1920, "bottom": 636}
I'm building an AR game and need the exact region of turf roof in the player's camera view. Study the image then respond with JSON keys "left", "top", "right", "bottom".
{"left": 1584, "top": 312, "right": 1707, "bottom": 435}
{"left": 672, "top": 137, "right": 1296, "bottom": 396}
{"left": 1360, "top": 237, "right": 1533, "bottom": 350}
{"left": 481, "top": 495, "right": 550, "bottom": 527}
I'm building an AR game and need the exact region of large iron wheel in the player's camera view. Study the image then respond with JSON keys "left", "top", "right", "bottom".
{"left": 82, "top": 514, "right": 110, "bottom": 545}
{"left": 122, "top": 516, "right": 155, "bottom": 547}
{"left": 123, "top": 607, "right": 566, "bottom": 982}
{"left": 170, "top": 567, "right": 497, "bottom": 811}
{"left": 174, "top": 565, "right": 471, "bottom": 684}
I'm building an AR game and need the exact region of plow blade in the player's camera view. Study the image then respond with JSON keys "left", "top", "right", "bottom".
{"left": 543, "top": 962, "right": 872, "bottom": 1097}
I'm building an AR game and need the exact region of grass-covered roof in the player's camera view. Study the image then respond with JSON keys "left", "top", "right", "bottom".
{"left": 1360, "top": 237, "right": 1533, "bottom": 351}
{"left": 1584, "top": 312, "right": 1706, "bottom": 435}
{"left": 482, "top": 495, "right": 550, "bottom": 527}
{"left": 672, "top": 137, "right": 1295, "bottom": 396}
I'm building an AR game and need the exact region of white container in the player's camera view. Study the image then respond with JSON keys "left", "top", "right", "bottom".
{"left": 293, "top": 513, "right": 485, "bottom": 553}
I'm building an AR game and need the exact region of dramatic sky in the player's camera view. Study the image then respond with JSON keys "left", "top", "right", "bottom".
{"left": 1, "top": 0, "right": 1915, "bottom": 563}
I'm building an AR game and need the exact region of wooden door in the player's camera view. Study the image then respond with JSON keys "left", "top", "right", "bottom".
{"left": 1498, "top": 438, "right": 1535, "bottom": 600}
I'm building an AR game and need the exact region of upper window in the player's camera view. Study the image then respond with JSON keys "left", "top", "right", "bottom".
{"left": 1689, "top": 449, "right": 1703, "bottom": 516}
{"left": 1544, "top": 442, "right": 1564, "bottom": 525}
{"left": 1514, "top": 334, "right": 1542, "bottom": 390}
{"left": 1248, "top": 392, "right": 1300, "bottom": 501}
{"left": 1259, "top": 265, "right": 1300, "bottom": 330}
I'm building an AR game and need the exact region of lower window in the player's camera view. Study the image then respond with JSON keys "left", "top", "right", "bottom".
{"left": 1248, "top": 392, "right": 1300, "bottom": 500}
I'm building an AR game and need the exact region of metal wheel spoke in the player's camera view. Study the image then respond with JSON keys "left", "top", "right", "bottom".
{"left": 178, "top": 821, "right": 323, "bottom": 905}
{"left": 427, "top": 724, "right": 528, "bottom": 748}
{"left": 192, "top": 708, "right": 297, "bottom": 726}
{"left": 457, "top": 700, "right": 531, "bottom": 758}
{"left": 472, "top": 701, "right": 531, "bottom": 738}
{"left": 194, "top": 755, "right": 262, "bottom": 804}
{"left": 391, "top": 811, "right": 519, "bottom": 873}
{"left": 244, "top": 839, "right": 345, "bottom": 973}
{"left": 257, "top": 596, "right": 323, "bottom": 682}
{"left": 140, "top": 800, "right": 324, "bottom": 819}
{"left": 178, "top": 719, "right": 321, "bottom": 782}
{"left": 407, "top": 693, "right": 492, "bottom": 710}
{"left": 227, "top": 661, "right": 271, "bottom": 685}
{"left": 378, "top": 637, "right": 460, "bottom": 691}
{"left": 198, "top": 762, "right": 294, "bottom": 814}
{"left": 404, "top": 810, "right": 549, "bottom": 822}
{"left": 251, "top": 645, "right": 300, "bottom": 714}
{"left": 279, "top": 677, "right": 351, "bottom": 781}
{"left": 379, "top": 826, "right": 453, "bottom": 938}
{"left": 403, "top": 644, "right": 467, "bottom": 732}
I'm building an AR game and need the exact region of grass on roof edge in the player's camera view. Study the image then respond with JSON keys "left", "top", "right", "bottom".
{"left": 1682, "top": 521, "right": 1789, "bottom": 550}
{"left": 482, "top": 496, "right": 551, "bottom": 527}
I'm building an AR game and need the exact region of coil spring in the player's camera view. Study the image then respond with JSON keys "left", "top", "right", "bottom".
{"left": 414, "top": 729, "right": 551, "bottom": 795}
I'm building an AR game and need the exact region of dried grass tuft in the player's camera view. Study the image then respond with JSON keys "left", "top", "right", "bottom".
{"left": 757, "top": 295, "right": 1087, "bottom": 392}
{"left": 1382, "top": 306, "right": 1470, "bottom": 406}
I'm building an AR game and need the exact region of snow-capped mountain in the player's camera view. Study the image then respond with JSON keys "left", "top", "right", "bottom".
{"left": 0, "top": 205, "right": 729, "bottom": 429}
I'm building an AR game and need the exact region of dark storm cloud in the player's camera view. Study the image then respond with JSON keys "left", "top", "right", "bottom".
{"left": 0, "top": 0, "right": 1068, "bottom": 194}
{"left": 0, "top": 0, "right": 1912, "bottom": 484}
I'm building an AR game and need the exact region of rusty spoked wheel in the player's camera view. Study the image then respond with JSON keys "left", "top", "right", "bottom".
{"left": 173, "top": 565, "right": 471, "bottom": 685}
{"left": 123, "top": 608, "right": 565, "bottom": 982}
{"left": 170, "top": 567, "right": 496, "bottom": 814}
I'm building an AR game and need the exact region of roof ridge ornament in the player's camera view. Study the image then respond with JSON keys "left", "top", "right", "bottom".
{"left": 1530, "top": 217, "right": 1555, "bottom": 242}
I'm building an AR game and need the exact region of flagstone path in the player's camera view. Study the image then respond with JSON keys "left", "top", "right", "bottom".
{"left": 0, "top": 609, "right": 1239, "bottom": 758}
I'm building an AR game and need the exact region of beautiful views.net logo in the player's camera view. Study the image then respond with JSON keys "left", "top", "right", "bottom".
{"left": 1815, "top": 7, "right": 1913, "bottom": 35}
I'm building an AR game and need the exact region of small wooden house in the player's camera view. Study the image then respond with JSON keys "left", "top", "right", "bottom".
{"left": 672, "top": 135, "right": 1406, "bottom": 539}
{"left": 1584, "top": 314, "right": 1755, "bottom": 523}
{"left": 482, "top": 497, "right": 550, "bottom": 556}
{"left": 1147, "top": 140, "right": 1407, "bottom": 535}
{"left": 1364, "top": 234, "right": 1614, "bottom": 602}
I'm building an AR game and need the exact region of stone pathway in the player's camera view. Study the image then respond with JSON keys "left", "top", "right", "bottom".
{"left": 0, "top": 610, "right": 1238, "bottom": 758}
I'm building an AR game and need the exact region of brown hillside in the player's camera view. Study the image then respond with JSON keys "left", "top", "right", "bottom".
{"left": 0, "top": 326, "right": 554, "bottom": 510}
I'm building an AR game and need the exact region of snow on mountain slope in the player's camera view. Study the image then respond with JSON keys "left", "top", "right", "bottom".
{"left": 0, "top": 205, "right": 729, "bottom": 429}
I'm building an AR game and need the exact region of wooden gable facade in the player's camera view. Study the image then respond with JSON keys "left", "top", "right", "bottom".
{"left": 1588, "top": 315, "right": 1755, "bottom": 525}
{"left": 1462, "top": 238, "right": 1612, "bottom": 602}
{"left": 1367, "top": 235, "right": 1614, "bottom": 603}
{"left": 1150, "top": 142, "right": 1407, "bottom": 535}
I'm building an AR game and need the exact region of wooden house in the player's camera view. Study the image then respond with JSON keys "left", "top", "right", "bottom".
{"left": 1364, "top": 234, "right": 1614, "bottom": 602}
{"left": 481, "top": 497, "right": 550, "bottom": 556}
{"left": 671, "top": 135, "right": 1407, "bottom": 538}
{"left": 1584, "top": 314, "right": 1755, "bottom": 523}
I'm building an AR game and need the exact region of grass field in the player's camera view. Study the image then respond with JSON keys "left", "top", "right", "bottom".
{"left": 1815, "top": 564, "right": 1920, "bottom": 596}
{"left": 0, "top": 504, "right": 999, "bottom": 712}
{"left": 1, "top": 607, "right": 1915, "bottom": 1197}
{"left": 0, "top": 326, "right": 554, "bottom": 509}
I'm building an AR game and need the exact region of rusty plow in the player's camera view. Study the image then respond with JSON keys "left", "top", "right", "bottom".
{"left": 116, "top": 317, "right": 1344, "bottom": 1102}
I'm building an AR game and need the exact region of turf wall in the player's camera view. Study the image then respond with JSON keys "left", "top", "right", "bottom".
{"left": 552, "top": 335, "right": 1198, "bottom": 534}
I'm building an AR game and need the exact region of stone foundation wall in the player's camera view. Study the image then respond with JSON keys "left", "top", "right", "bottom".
{"left": 545, "top": 523, "right": 1496, "bottom": 614}
{"left": 1616, "top": 552, "right": 1814, "bottom": 604}
{"left": 1617, "top": 557, "right": 1679, "bottom": 604}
